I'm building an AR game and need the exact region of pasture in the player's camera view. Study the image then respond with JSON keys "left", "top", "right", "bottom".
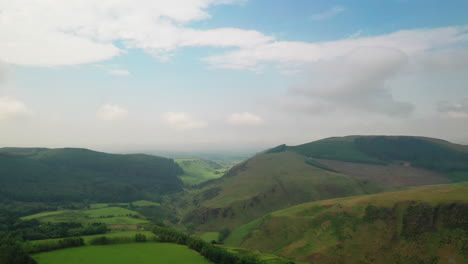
{"left": 33, "top": 243, "right": 213, "bottom": 264}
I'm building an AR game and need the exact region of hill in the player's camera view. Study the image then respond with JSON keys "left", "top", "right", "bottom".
{"left": 178, "top": 136, "right": 467, "bottom": 231}
{"left": 0, "top": 148, "right": 184, "bottom": 203}
{"left": 175, "top": 158, "right": 228, "bottom": 186}
{"left": 226, "top": 183, "right": 468, "bottom": 264}
{"left": 179, "top": 151, "right": 383, "bottom": 231}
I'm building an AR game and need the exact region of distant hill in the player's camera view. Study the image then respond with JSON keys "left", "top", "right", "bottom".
{"left": 225, "top": 183, "right": 468, "bottom": 264}
{"left": 0, "top": 148, "right": 184, "bottom": 203}
{"left": 175, "top": 158, "right": 228, "bottom": 186}
{"left": 179, "top": 136, "right": 468, "bottom": 231}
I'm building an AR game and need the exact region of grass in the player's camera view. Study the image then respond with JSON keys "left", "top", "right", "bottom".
{"left": 222, "top": 246, "right": 307, "bottom": 264}
{"left": 33, "top": 243, "right": 213, "bottom": 264}
{"left": 199, "top": 232, "right": 219, "bottom": 243}
{"left": 176, "top": 158, "right": 228, "bottom": 185}
{"left": 21, "top": 207, "right": 148, "bottom": 225}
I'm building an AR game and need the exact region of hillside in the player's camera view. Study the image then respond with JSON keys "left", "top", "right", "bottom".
{"left": 0, "top": 148, "right": 184, "bottom": 203}
{"left": 175, "top": 158, "right": 228, "bottom": 186}
{"left": 226, "top": 183, "right": 468, "bottom": 264}
{"left": 179, "top": 151, "right": 383, "bottom": 231}
{"left": 179, "top": 136, "right": 467, "bottom": 231}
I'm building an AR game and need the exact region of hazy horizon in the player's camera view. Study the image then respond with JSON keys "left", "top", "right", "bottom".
{"left": 1, "top": 0, "right": 468, "bottom": 152}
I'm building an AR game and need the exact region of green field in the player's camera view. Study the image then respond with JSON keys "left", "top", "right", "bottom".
{"left": 176, "top": 158, "right": 228, "bottom": 185}
{"left": 33, "top": 243, "right": 213, "bottom": 264}
{"left": 22, "top": 207, "right": 148, "bottom": 225}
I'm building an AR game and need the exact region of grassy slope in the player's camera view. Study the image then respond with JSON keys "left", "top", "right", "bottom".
{"left": 180, "top": 151, "right": 382, "bottom": 231}
{"left": 227, "top": 183, "right": 468, "bottom": 264}
{"left": 176, "top": 158, "right": 228, "bottom": 185}
{"left": 0, "top": 148, "right": 183, "bottom": 202}
{"left": 33, "top": 243, "right": 213, "bottom": 264}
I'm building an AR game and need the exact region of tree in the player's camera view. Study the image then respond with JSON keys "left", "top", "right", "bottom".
{"left": 218, "top": 227, "right": 231, "bottom": 244}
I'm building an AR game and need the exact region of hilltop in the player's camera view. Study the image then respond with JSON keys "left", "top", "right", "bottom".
{"left": 225, "top": 183, "right": 468, "bottom": 264}
{"left": 179, "top": 136, "right": 468, "bottom": 231}
{"left": 0, "top": 147, "right": 184, "bottom": 203}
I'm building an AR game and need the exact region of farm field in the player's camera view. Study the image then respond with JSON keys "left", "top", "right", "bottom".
{"left": 22, "top": 206, "right": 148, "bottom": 225}
{"left": 33, "top": 243, "right": 213, "bottom": 264}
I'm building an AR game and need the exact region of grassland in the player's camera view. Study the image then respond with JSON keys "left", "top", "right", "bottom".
{"left": 227, "top": 183, "right": 468, "bottom": 264}
{"left": 22, "top": 206, "right": 148, "bottom": 225}
{"left": 176, "top": 158, "right": 228, "bottom": 185}
{"left": 33, "top": 243, "right": 213, "bottom": 264}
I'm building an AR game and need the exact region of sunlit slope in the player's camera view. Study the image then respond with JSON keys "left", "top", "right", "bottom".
{"left": 181, "top": 151, "right": 382, "bottom": 230}
{"left": 0, "top": 148, "right": 184, "bottom": 202}
{"left": 175, "top": 158, "right": 228, "bottom": 185}
{"left": 227, "top": 183, "right": 468, "bottom": 264}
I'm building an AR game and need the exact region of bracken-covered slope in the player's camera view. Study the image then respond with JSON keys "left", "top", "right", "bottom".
{"left": 226, "top": 183, "right": 468, "bottom": 264}
{"left": 0, "top": 148, "right": 184, "bottom": 202}
{"left": 179, "top": 136, "right": 468, "bottom": 231}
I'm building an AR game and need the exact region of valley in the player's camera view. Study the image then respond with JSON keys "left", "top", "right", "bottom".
{"left": 1, "top": 136, "right": 467, "bottom": 264}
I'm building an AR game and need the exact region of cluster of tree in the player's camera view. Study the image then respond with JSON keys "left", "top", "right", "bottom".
{"left": 152, "top": 226, "right": 269, "bottom": 264}
{"left": 25, "top": 237, "right": 84, "bottom": 254}
{"left": 7, "top": 220, "right": 107, "bottom": 241}
{"left": 0, "top": 232, "right": 37, "bottom": 264}
{"left": 89, "top": 233, "right": 153, "bottom": 245}
{"left": 0, "top": 148, "right": 185, "bottom": 203}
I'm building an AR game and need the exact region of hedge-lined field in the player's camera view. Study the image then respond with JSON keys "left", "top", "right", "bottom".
{"left": 33, "top": 243, "right": 213, "bottom": 264}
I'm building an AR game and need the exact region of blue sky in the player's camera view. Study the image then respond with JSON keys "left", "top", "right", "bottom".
{"left": 1, "top": 0, "right": 468, "bottom": 152}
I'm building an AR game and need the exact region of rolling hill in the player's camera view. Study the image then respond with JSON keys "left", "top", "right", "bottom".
{"left": 179, "top": 136, "right": 468, "bottom": 231}
{"left": 0, "top": 148, "right": 184, "bottom": 203}
{"left": 225, "top": 183, "right": 468, "bottom": 264}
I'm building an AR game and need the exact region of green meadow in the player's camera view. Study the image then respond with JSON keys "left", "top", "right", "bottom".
{"left": 33, "top": 243, "right": 213, "bottom": 264}
{"left": 22, "top": 206, "right": 148, "bottom": 225}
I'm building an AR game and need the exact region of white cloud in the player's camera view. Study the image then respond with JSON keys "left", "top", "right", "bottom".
{"left": 0, "top": 0, "right": 270, "bottom": 67}
{"left": 205, "top": 26, "right": 468, "bottom": 71}
{"left": 96, "top": 104, "right": 129, "bottom": 121}
{"left": 0, "top": 97, "right": 32, "bottom": 120}
{"left": 162, "top": 112, "right": 205, "bottom": 131}
{"left": 268, "top": 47, "right": 414, "bottom": 117}
{"left": 226, "top": 112, "right": 264, "bottom": 126}
{"left": 107, "top": 69, "right": 131, "bottom": 76}
{"left": 310, "top": 6, "right": 345, "bottom": 21}
{"left": 438, "top": 99, "right": 468, "bottom": 119}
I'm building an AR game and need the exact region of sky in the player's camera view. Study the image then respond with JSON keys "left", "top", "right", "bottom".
{"left": 0, "top": 0, "right": 468, "bottom": 153}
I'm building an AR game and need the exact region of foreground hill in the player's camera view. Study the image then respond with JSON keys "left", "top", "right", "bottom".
{"left": 226, "top": 183, "right": 468, "bottom": 264}
{"left": 179, "top": 136, "right": 468, "bottom": 231}
{"left": 0, "top": 148, "right": 184, "bottom": 202}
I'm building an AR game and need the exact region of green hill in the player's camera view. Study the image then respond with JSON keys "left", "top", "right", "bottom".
{"left": 179, "top": 151, "right": 383, "bottom": 231}
{"left": 226, "top": 183, "right": 468, "bottom": 264}
{"left": 175, "top": 158, "right": 228, "bottom": 186}
{"left": 0, "top": 148, "right": 184, "bottom": 203}
{"left": 178, "top": 136, "right": 467, "bottom": 232}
